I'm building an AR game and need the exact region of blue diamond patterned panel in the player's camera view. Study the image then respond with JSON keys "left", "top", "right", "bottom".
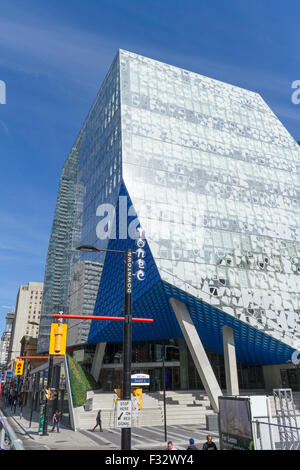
{"left": 88, "top": 181, "right": 297, "bottom": 366}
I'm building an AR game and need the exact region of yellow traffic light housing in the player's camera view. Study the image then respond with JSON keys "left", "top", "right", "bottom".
{"left": 113, "top": 388, "right": 123, "bottom": 402}
{"left": 45, "top": 389, "right": 51, "bottom": 400}
{"left": 15, "top": 360, "right": 24, "bottom": 376}
{"left": 49, "top": 323, "right": 67, "bottom": 355}
{"left": 132, "top": 388, "right": 143, "bottom": 409}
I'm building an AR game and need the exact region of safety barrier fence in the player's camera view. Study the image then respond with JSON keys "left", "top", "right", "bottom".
{"left": 253, "top": 416, "right": 300, "bottom": 450}
{"left": 0, "top": 408, "right": 24, "bottom": 450}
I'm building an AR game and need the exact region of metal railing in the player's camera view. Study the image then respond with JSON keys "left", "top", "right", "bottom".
{"left": 253, "top": 417, "right": 300, "bottom": 450}
{"left": 0, "top": 409, "right": 24, "bottom": 450}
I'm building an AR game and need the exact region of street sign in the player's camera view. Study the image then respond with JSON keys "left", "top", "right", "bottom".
{"left": 131, "top": 396, "right": 139, "bottom": 420}
{"left": 116, "top": 400, "right": 132, "bottom": 428}
{"left": 131, "top": 373, "right": 150, "bottom": 386}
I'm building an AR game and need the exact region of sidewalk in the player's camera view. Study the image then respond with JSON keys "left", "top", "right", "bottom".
{"left": 0, "top": 400, "right": 119, "bottom": 450}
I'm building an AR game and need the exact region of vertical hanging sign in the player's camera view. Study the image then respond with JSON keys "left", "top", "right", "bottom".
{"left": 135, "top": 227, "right": 146, "bottom": 282}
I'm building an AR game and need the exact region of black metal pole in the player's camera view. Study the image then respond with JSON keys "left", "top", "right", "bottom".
{"left": 121, "top": 249, "right": 133, "bottom": 450}
{"left": 29, "top": 375, "right": 36, "bottom": 428}
{"left": 42, "top": 354, "right": 53, "bottom": 435}
{"left": 163, "top": 346, "right": 167, "bottom": 442}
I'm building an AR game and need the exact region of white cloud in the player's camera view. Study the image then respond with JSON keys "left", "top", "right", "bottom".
{"left": 0, "top": 15, "right": 119, "bottom": 89}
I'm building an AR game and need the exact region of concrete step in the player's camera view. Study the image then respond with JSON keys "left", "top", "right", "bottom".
{"left": 78, "top": 389, "right": 217, "bottom": 429}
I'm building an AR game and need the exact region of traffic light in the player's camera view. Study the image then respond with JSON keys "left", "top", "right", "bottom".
{"left": 15, "top": 360, "right": 24, "bottom": 376}
{"left": 44, "top": 389, "right": 51, "bottom": 400}
{"left": 113, "top": 388, "right": 123, "bottom": 402}
{"left": 132, "top": 388, "right": 143, "bottom": 409}
{"left": 49, "top": 323, "right": 67, "bottom": 355}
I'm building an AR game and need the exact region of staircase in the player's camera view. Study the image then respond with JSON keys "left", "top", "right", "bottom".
{"left": 77, "top": 389, "right": 300, "bottom": 430}
{"left": 77, "top": 390, "right": 215, "bottom": 430}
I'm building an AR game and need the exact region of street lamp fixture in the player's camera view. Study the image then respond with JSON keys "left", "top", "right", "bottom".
{"left": 76, "top": 245, "right": 124, "bottom": 254}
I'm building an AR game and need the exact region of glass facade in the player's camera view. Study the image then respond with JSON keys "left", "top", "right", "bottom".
{"left": 67, "top": 260, "right": 103, "bottom": 346}
{"left": 95, "top": 339, "right": 264, "bottom": 392}
{"left": 37, "top": 147, "right": 82, "bottom": 353}
{"left": 120, "top": 50, "right": 300, "bottom": 351}
{"left": 38, "top": 53, "right": 121, "bottom": 352}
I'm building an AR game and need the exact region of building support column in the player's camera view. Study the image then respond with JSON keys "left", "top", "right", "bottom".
{"left": 170, "top": 298, "right": 222, "bottom": 412}
{"left": 91, "top": 342, "right": 106, "bottom": 383}
{"left": 222, "top": 325, "right": 239, "bottom": 396}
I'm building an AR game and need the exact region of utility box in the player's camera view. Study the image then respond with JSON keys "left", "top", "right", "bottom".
{"left": 206, "top": 413, "right": 219, "bottom": 431}
{"left": 84, "top": 398, "right": 93, "bottom": 412}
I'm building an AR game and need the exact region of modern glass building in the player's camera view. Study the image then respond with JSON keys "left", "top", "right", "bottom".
{"left": 37, "top": 147, "right": 83, "bottom": 353}
{"left": 38, "top": 50, "right": 300, "bottom": 396}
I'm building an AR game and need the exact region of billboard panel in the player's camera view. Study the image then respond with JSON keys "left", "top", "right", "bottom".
{"left": 219, "top": 397, "right": 254, "bottom": 450}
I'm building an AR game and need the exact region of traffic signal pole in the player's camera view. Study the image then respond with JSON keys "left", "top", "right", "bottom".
{"left": 121, "top": 249, "right": 133, "bottom": 450}
{"left": 42, "top": 354, "right": 53, "bottom": 435}
{"left": 54, "top": 239, "right": 150, "bottom": 451}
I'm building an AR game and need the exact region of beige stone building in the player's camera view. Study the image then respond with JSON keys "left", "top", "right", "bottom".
{"left": 7, "top": 282, "right": 43, "bottom": 366}
{"left": 0, "top": 312, "right": 15, "bottom": 368}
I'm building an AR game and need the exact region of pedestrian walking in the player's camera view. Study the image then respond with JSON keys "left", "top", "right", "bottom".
{"left": 3, "top": 388, "right": 8, "bottom": 406}
{"left": 186, "top": 438, "right": 198, "bottom": 450}
{"left": 91, "top": 410, "right": 103, "bottom": 432}
{"left": 12, "top": 397, "right": 17, "bottom": 413}
{"left": 166, "top": 441, "right": 177, "bottom": 450}
{"left": 51, "top": 410, "right": 62, "bottom": 433}
{"left": 202, "top": 435, "right": 218, "bottom": 450}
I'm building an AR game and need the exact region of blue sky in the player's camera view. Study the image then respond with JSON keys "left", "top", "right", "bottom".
{"left": 0, "top": 0, "right": 299, "bottom": 333}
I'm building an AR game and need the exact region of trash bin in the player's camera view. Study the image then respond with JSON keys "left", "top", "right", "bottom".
{"left": 84, "top": 398, "right": 93, "bottom": 412}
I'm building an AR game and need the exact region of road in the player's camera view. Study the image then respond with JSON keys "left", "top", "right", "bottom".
{"left": 1, "top": 403, "right": 219, "bottom": 450}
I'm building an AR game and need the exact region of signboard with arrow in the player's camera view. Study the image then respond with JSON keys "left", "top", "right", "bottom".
{"left": 115, "top": 400, "right": 131, "bottom": 428}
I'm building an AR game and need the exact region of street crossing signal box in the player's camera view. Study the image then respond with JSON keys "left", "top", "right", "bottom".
{"left": 49, "top": 323, "right": 67, "bottom": 355}
{"left": 132, "top": 388, "right": 143, "bottom": 409}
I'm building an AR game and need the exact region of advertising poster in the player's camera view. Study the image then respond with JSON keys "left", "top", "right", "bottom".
{"left": 39, "top": 403, "right": 45, "bottom": 434}
{"left": 219, "top": 397, "right": 254, "bottom": 450}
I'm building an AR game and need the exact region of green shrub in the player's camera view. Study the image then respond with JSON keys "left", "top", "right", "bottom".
{"left": 67, "top": 354, "right": 92, "bottom": 407}
{"left": 82, "top": 369, "right": 101, "bottom": 391}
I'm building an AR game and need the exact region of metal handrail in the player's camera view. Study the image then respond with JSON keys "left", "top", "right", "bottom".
{"left": 0, "top": 409, "right": 24, "bottom": 450}
{"left": 253, "top": 419, "right": 300, "bottom": 431}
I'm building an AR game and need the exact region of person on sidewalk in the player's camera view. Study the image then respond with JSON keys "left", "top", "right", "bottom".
{"left": 186, "top": 438, "right": 198, "bottom": 450}
{"left": 202, "top": 435, "right": 218, "bottom": 450}
{"left": 51, "top": 410, "right": 62, "bottom": 433}
{"left": 91, "top": 410, "right": 103, "bottom": 432}
{"left": 12, "top": 397, "right": 17, "bottom": 414}
{"left": 166, "top": 441, "right": 177, "bottom": 450}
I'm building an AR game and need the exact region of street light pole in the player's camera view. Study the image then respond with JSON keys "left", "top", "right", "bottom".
{"left": 121, "top": 249, "right": 133, "bottom": 450}
{"left": 29, "top": 374, "right": 36, "bottom": 428}
{"left": 162, "top": 345, "right": 167, "bottom": 442}
{"left": 76, "top": 243, "right": 146, "bottom": 451}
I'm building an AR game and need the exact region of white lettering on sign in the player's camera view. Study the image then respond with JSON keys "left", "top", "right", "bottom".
{"left": 116, "top": 400, "right": 132, "bottom": 428}
{"left": 126, "top": 251, "right": 132, "bottom": 294}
